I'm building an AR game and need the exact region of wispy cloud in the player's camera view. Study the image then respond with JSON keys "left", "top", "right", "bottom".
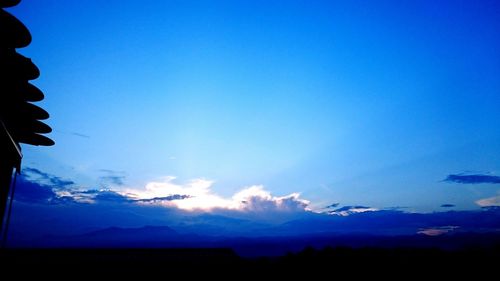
{"left": 417, "top": 226, "right": 459, "bottom": 236}
{"left": 100, "top": 175, "right": 126, "bottom": 186}
{"left": 475, "top": 194, "right": 500, "bottom": 207}
{"left": 135, "top": 195, "right": 191, "bottom": 203}
{"left": 325, "top": 203, "right": 340, "bottom": 209}
{"left": 54, "top": 130, "right": 90, "bottom": 139}
{"left": 327, "top": 205, "right": 378, "bottom": 216}
{"left": 98, "top": 169, "right": 126, "bottom": 186}
{"left": 71, "top": 132, "right": 90, "bottom": 138}
{"left": 14, "top": 178, "right": 191, "bottom": 206}
{"left": 47, "top": 189, "right": 128, "bottom": 204}
{"left": 23, "top": 167, "right": 75, "bottom": 188}
{"left": 444, "top": 173, "right": 500, "bottom": 184}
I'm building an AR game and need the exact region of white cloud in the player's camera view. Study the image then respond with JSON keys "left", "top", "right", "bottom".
{"left": 233, "top": 185, "right": 310, "bottom": 212}
{"left": 327, "top": 206, "right": 378, "bottom": 216}
{"left": 475, "top": 194, "right": 500, "bottom": 207}
{"left": 125, "top": 177, "right": 310, "bottom": 213}
{"left": 53, "top": 190, "right": 94, "bottom": 204}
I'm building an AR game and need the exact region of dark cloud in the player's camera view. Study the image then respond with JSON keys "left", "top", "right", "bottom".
{"left": 14, "top": 177, "right": 58, "bottom": 204}
{"left": 93, "top": 191, "right": 131, "bottom": 203}
{"left": 51, "top": 178, "right": 75, "bottom": 188}
{"left": 327, "top": 205, "right": 374, "bottom": 215}
{"left": 14, "top": 176, "right": 75, "bottom": 204}
{"left": 23, "top": 167, "right": 45, "bottom": 176}
{"left": 15, "top": 169, "right": 128, "bottom": 205}
{"left": 61, "top": 189, "right": 135, "bottom": 204}
{"left": 100, "top": 175, "right": 126, "bottom": 186}
{"left": 22, "top": 167, "right": 75, "bottom": 188}
{"left": 14, "top": 171, "right": 189, "bottom": 206}
{"left": 481, "top": 206, "right": 500, "bottom": 211}
{"left": 332, "top": 206, "right": 370, "bottom": 212}
{"left": 441, "top": 204, "right": 455, "bottom": 208}
{"left": 444, "top": 173, "right": 500, "bottom": 184}
{"left": 66, "top": 190, "right": 191, "bottom": 204}
{"left": 99, "top": 169, "right": 126, "bottom": 186}
{"left": 135, "top": 195, "right": 191, "bottom": 203}
{"left": 325, "top": 203, "right": 339, "bottom": 209}
{"left": 78, "top": 189, "right": 100, "bottom": 194}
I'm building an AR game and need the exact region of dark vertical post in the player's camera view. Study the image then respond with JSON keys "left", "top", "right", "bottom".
{"left": 0, "top": 123, "right": 21, "bottom": 235}
{"left": 0, "top": 162, "right": 14, "bottom": 235}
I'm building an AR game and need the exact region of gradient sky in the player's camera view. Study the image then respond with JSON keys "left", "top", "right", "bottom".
{"left": 8, "top": 0, "right": 500, "bottom": 214}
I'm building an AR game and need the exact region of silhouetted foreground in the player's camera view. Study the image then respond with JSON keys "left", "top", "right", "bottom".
{"left": 1, "top": 246, "right": 498, "bottom": 276}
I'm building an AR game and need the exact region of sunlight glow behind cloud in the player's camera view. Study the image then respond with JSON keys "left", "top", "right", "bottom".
{"left": 125, "top": 177, "right": 310, "bottom": 212}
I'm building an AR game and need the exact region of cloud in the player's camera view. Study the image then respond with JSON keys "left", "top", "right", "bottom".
{"left": 71, "top": 132, "right": 90, "bottom": 138}
{"left": 23, "top": 167, "right": 75, "bottom": 188}
{"left": 417, "top": 226, "right": 459, "bottom": 236}
{"left": 126, "top": 177, "right": 222, "bottom": 209}
{"left": 93, "top": 190, "right": 131, "bottom": 203}
{"left": 13, "top": 169, "right": 81, "bottom": 205}
{"left": 232, "top": 186, "right": 309, "bottom": 213}
{"left": 135, "top": 195, "right": 191, "bottom": 203}
{"left": 14, "top": 171, "right": 129, "bottom": 205}
{"left": 125, "top": 177, "right": 310, "bottom": 213}
{"left": 15, "top": 170, "right": 187, "bottom": 206}
{"left": 98, "top": 169, "right": 126, "bottom": 186}
{"left": 12, "top": 169, "right": 500, "bottom": 242}
{"left": 475, "top": 195, "right": 500, "bottom": 207}
{"left": 43, "top": 189, "right": 130, "bottom": 204}
{"left": 16, "top": 168, "right": 309, "bottom": 216}
{"left": 440, "top": 204, "right": 455, "bottom": 208}
{"left": 444, "top": 173, "right": 500, "bottom": 184}
{"left": 77, "top": 189, "right": 100, "bottom": 194}
{"left": 327, "top": 205, "right": 378, "bottom": 216}
{"left": 100, "top": 175, "right": 126, "bottom": 186}
{"left": 14, "top": 176, "right": 70, "bottom": 204}
{"left": 54, "top": 130, "right": 90, "bottom": 139}
{"left": 325, "top": 203, "right": 339, "bottom": 209}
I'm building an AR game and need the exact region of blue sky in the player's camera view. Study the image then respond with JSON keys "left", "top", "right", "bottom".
{"left": 8, "top": 0, "right": 500, "bottom": 226}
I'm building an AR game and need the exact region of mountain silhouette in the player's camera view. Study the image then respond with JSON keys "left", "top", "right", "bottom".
{"left": 37, "top": 225, "right": 181, "bottom": 247}
{"left": 83, "top": 225, "right": 177, "bottom": 240}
